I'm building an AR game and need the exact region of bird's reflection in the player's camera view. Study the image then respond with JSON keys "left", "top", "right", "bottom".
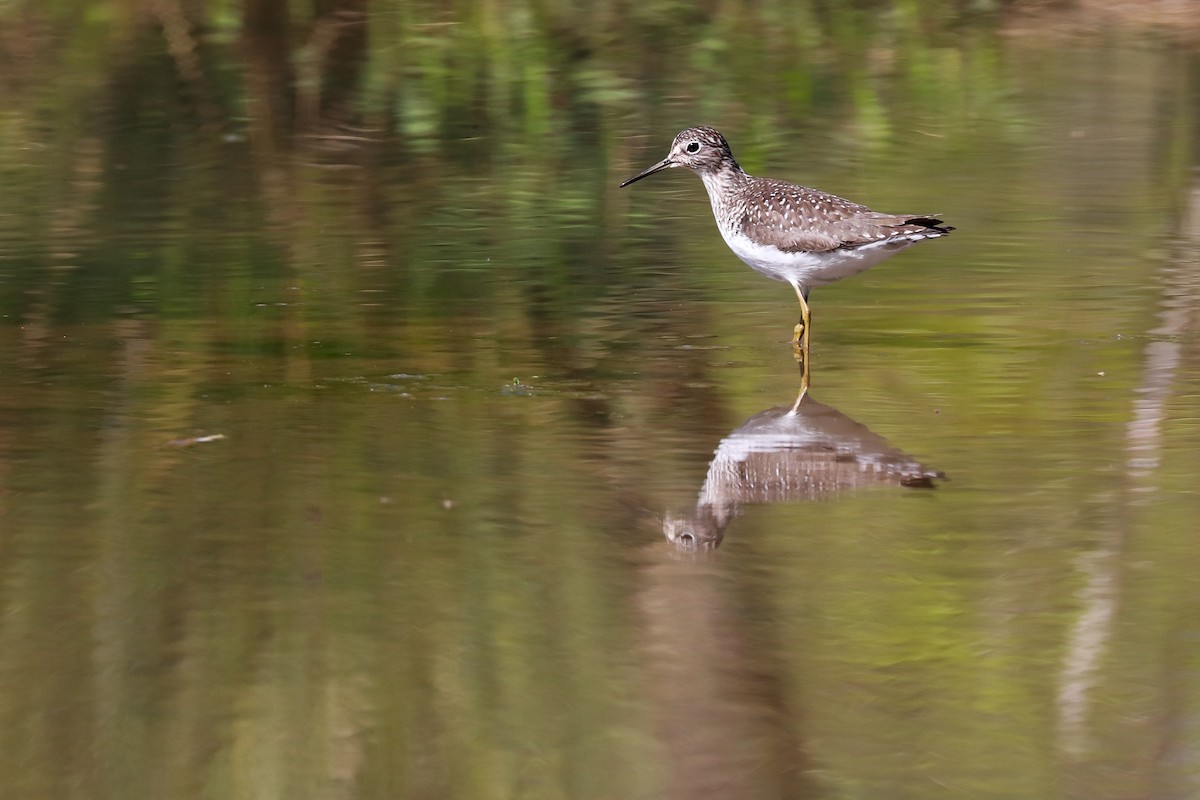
{"left": 665, "top": 384, "right": 943, "bottom": 549}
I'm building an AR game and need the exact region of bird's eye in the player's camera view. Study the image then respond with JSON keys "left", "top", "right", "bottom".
{"left": 685, "top": 141, "right": 701, "bottom": 154}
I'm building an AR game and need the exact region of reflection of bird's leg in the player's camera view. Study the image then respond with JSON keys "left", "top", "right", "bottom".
{"left": 790, "top": 283, "right": 811, "bottom": 353}
{"left": 791, "top": 359, "right": 809, "bottom": 413}
{"left": 792, "top": 342, "right": 811, "bottom": 394}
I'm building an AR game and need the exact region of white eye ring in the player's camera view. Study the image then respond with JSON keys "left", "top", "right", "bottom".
{"left": 685, "top": 141, "right": 701, "bottom": 154}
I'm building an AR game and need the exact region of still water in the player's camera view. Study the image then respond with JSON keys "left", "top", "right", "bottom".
{"left": 2, "top": 6, "right": 1199, "bottom": 799}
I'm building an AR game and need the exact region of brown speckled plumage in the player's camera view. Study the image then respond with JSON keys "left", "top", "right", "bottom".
{"left": 730, "top": 177, "right": 947, "bottom": 253}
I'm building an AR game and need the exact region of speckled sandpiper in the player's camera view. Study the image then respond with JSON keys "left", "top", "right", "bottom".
{"left": 620, "top": 126, "right": 953, "bottom": 351}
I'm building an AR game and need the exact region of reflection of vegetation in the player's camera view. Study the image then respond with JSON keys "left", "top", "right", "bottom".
{"left": 2, "top": 1, "right": 1190, "bottom": 348}
{"left": 0, "top": 0, "right": 1023, "bottom": 327}
{"left": 2, "top": 3, "right": 1200, "bottom": 799}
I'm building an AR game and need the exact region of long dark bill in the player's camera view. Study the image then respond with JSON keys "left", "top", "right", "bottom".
{"left": 619, "top": 159, "right": 673, "bottom": 188}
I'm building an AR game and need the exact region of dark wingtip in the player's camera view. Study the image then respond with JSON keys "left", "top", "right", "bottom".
{"left": 907, "top": 216, "right": 954, "bottom": 234}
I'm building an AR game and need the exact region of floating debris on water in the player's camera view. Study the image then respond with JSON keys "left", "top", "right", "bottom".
{"left": 167, "top": 434, "right": 227, "bottom": 448}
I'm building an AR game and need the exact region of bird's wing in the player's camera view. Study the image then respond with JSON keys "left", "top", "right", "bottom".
{"left": 736, "top": 181, "right": 947, "bottom": 253}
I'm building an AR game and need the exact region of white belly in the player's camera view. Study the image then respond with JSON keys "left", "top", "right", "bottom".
{"left": 719, "top": 227, "right": 919, "bottom": 289}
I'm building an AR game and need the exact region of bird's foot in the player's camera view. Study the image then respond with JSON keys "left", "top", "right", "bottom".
{"left": 791, "top": 321, "right": 805, "bottom": 347}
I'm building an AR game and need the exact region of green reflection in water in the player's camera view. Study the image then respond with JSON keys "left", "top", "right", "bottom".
{"left": 2, "top": 4, "right": 1200, "bottom": 800}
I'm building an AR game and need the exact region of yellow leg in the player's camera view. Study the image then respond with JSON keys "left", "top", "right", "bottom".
{"left": 790, "top": 284, "right": 811, "bottom": 352}
{"left": 788, "top": 283, "right": 812, "bottom": 388}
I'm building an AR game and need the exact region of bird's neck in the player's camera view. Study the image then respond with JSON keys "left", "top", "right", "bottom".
{"left": 698, "top": 162, "right": 750, "bottom": 224}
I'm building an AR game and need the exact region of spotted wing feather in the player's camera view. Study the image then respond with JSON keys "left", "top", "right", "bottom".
{"left": 734, "top": 179, "right": 952, "bottom": 254}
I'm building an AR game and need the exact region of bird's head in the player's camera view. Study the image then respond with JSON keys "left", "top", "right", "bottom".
{"left": 620, "top": 126, "right": 736, "bottom": 187}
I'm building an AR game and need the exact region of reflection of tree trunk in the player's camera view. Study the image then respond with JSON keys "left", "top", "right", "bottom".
{"left": 306, "top": 0, "right": 369, "bottom": 123}
{"left": 636, "top": 548, "right": 820, "bottom": 799}
{"left": 19, "top": 137, "right": 102, "bottom": 364}
{"left": 239, "top": 0, "right": 373, "bottom": 167}
{"left": 152, "top": 1, "right": 199, "bottom": 81}
{"left": 238, "top": 0, "right": 381, "bottom": 390}
{"left": 1055, "top": 531, "right": 1123, "bottom": 757}
{"left": 1056, "top": 176, "right": 1200, "bottom": 757}
{"left": 241, "top": 0, "right": 296, "bottom": 153}
{"left": 241, "top": 0, "right": 370, "bottom": 136}
{"left": 1125, "top": 186, "right": 1198, "bottom": 477}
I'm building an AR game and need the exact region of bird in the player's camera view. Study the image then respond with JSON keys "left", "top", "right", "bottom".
{"left": 620, "top": 126, "right": 953, "bottom": 352}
